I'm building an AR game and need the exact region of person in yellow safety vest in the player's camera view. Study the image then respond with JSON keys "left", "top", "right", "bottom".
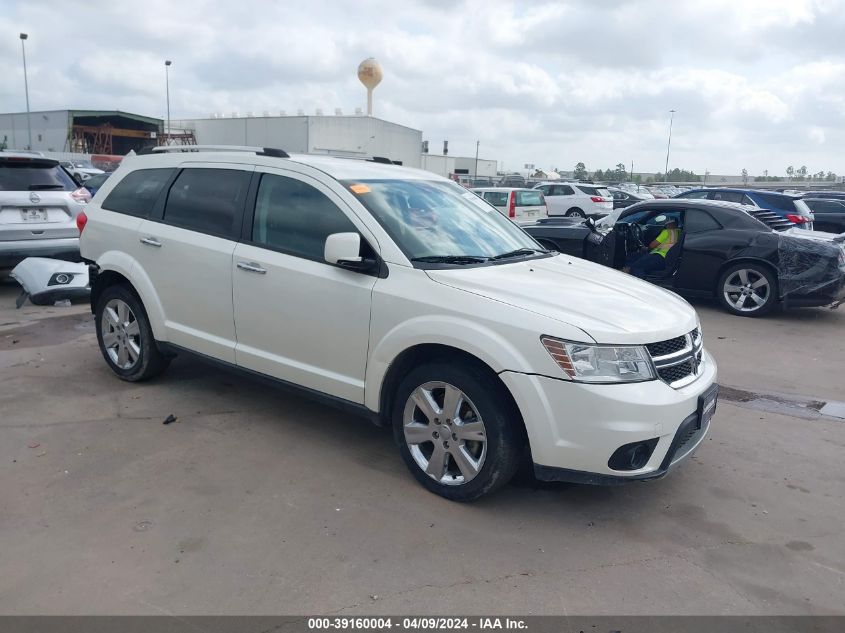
{"left": 624, "top": 218, "right": 680, "bottom": 278}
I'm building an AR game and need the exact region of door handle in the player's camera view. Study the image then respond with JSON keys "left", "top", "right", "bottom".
{"left": 237, "top": 261, "right": 267, "bottom": 274}
{"left": 140, "top": 237, "right": 162, "bottom": 247}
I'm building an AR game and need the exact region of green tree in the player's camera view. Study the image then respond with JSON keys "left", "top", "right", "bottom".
{"left": 741, "top": 168, "right": 748, "bottom": 184}
{"left": 786, "top": 166, "right": 794, "bottom": 181}
{"left": 573, "top": 162, "right": 588, "bottom": 179}
{"left": 826, "top": 171, "right": 837, "bottom": 181}
{"left": 797, "top": 165, "right": 808, "bottom": 180}
{"left": 593, "top": 169, "right": 604, "bottom": 180}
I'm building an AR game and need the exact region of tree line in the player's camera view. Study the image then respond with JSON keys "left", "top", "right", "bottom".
{"left": 566, "top": 162, "right": 837, "bottom": 183}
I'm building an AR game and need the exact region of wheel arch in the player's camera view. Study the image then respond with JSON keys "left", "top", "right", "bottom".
{"left": 90, "top": 252, "right": 167, "bottom": 339}
{"left": 376, "top": 342, "right": 527, "bottom": 443}
{"left": 716, "top": 257, "right": 780, "bottom": 298}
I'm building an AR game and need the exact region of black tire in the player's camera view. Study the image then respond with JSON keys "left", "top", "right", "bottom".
{"left": 94, "top": 284, "right": 170, "bottom": 381}
{"left": 565, "top": 208, "right": 585, "bottom": 218}
{"left": 716, "top": 262, "right": 778, "bottom": 317}
{"left": 393, "top": 360, "right": 523, "bottom": 501}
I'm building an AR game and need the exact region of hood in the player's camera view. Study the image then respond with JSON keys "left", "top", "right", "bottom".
{"left": 426, "top": 255, "right": 698, "bottom": 344}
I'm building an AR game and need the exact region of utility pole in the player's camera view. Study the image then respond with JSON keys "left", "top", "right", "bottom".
{"left": 664, "top": 109, "right": 675, "bottom": 182}
{"left": 165, "top": 60, "right": 172, "bottom": 142}
{"left": 474, "top": 140, "right": 479, "bottom": 180}
{"left": 630, "top": 160, "right": 634, "bottom": 182}
{"left": 20, "top": 33, "right": 32, "bottom": 150}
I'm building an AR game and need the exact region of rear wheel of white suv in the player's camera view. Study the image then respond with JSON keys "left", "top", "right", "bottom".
{"left": 394, "top": 361, "right": 523, "bottom": 501}
{"left": 565, "top": 207, "right": 585, "bottom": 218}
{"left": 95, "top": 285, "right": 170, "bottom": 381}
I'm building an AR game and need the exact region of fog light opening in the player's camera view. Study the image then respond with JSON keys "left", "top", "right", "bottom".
{"left": 608, "top": 438, "right": 659, "bottom": 471}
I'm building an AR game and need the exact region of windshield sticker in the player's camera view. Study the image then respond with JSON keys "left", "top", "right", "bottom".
{"left": 349, "top": 184, "right": 371, "bottom": 194}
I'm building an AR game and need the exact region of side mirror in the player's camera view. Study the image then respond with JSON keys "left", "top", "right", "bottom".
{"left": 324, "top": 232, "right": 376, "bottom": 273}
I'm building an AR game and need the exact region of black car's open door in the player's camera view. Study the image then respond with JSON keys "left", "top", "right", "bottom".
{"left": 585, "top": 225, "right": 618, "bottom": 268}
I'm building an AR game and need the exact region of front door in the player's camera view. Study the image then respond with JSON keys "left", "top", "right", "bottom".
{"left": 232, "top": 169, "right": 378, "bottom": 404}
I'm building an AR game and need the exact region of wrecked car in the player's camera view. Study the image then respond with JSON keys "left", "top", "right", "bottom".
{"left": 524, "top": 199, "right": 845, "bottom": 317}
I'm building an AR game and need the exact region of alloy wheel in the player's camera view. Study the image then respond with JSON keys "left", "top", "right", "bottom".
{"left": 723, "top": 268, "right": 770, "bottom": 312}
{"left": 101, "top": 298, "right": 141, "bottom": 369}
{"left": 402, "top": 381, "right": 487, "bottom": 486}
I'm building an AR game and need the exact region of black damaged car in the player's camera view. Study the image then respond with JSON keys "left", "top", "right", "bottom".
{"left": 523, "top": 199, "right": 845, "bottom": 317}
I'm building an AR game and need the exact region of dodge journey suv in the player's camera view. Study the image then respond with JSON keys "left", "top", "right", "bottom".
{"left": 80, "top": 146, "right": 718, "bottom": 501}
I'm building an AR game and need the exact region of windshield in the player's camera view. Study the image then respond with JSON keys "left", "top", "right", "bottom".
{"left": 72, "top": 160, "right": 94, "bottom": 169}
{"left": 0, "top": 159, "right": 78, "bottom": 191}
{"left": 343, "top": 179, "right": 542, "bottom": 262}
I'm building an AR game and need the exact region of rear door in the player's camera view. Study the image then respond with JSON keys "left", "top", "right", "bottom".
{"left": 0, "top": 157, "right": 81, "bottom": 245}
{"left": 544, "top": 184, "right": 575, "bottom": 216}
{"left": 514, "top": 189, "right": 547, "bottom": 223}
{"left": 135, "top": 164, "right": 253, "bottom": 363}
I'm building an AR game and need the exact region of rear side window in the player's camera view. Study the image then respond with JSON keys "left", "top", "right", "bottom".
{"left": 576, "top": 185, "right": 609, "bottom": 197}
{"left": 251, "top": 173, "right": 357, "bottom": 262}
{"left": 712, "top": 191, "right": 743, "bottom": 203}
{"left": 755, "top": 193, "right": 794, "bottom": 211}
{"left": 680, "top": 190, "right": 709, "bottom": 199}
{"left": 516, "top": 190, "right": 543, "bottom": 206}
{"left": 0, "top": 160, "right": 77, "bottom": 192}
{"left": 684, "top": 209, "right": 721, "bottom": 233}
{"left": 163, "top": 168, "right": 250, "bottom": 238}
{"left": 482, "top": 191, "right": 509, "bottom": 206}
{"left": 102, "top": 168, "right": 174, "bottom": 217}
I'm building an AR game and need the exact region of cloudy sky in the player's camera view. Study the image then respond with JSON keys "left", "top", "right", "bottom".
{"left": 1, "top": 0, "right": 844, "bottom": 175}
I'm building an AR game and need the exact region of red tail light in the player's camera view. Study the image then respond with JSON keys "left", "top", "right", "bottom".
{"left": 590, "top": 196, "right": 605, "bottom": 203}
{"left": 76, "top": 210, "right": 88, "bottom": 233}
{"left": 508, "top": 191, "right": 516, "bottom": 218}
{"left": 71, "top": 187, "right": 91, "bottom": 203}
{"left": 786, "top": 214, "right": 809, "bottom": 225}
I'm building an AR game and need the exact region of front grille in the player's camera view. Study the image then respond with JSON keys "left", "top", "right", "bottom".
{"left": 646, "top": 335, "right": 687, "bottom": 357}
{"left": 647, "top": 328, "right": 704, "bottom": 388}
{"left": 657, "top": 360, "right": 696, "bottom": 384}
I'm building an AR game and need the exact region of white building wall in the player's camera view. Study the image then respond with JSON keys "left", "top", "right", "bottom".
{"left": 453, "top": 157, "right": 497, "bottom": 177}
{"left": 178, "top": 115, "right": 421, "bottom": 167}
{"left": 0, "top": 110, "right": 69, "bottom": 152}
{"left": 420, "top": 154, "right": 455, "bottom": 177}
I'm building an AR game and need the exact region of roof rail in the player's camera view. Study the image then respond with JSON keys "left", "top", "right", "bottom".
{"left": 151, "top": 145, "right": 289, "bottom": 158}
{"left": 368, "top": 156, "right": 394, "bottom": 165}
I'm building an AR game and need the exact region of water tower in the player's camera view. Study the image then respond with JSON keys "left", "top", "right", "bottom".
{"left": 357, "top": 58, "right": 383, "bottom": 116}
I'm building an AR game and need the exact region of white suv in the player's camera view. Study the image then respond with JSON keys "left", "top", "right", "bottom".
{"left": 533, "top": 182, "right": 613, "bottom": 218}
{"left": 80, "top": 146, "right": 718, "bottom": 501}
{"left": 470, "top": 187, "right": 548, "bottom": 225}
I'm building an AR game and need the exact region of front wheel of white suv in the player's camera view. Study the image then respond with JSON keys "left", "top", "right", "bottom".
{"left": 394, "top": 361, "right": 523, "bottom": 501}
{"left": 95, "top": 284, "right": 171, "bottom": 381}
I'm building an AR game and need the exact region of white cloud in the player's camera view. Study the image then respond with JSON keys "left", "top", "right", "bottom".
{"left": 1, "top": 0, "right": 843, "bottom": 175}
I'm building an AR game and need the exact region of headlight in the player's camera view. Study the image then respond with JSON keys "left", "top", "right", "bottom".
{"left": 541, "top": 336, "right": 655, "bottom": 383}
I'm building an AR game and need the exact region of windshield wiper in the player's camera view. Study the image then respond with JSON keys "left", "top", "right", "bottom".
{"left": 489, "top": 248, "right": 548, "bottom": 261}
{"left": 28, "top": 184, "right": 66, "bottom": 190}
{"left": 411, "top": 255, "right": 489, "bottom": 264}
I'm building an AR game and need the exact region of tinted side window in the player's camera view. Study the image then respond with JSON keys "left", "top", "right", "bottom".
{"left": 684, "top": 209, "right": 721, "bottom": 233}
{"left": 681, "top": 190, "right": 709, "bottom": 199}
{"left": 535, "top": 185, "right": 550, "bottom": 194}
{"left": 553, "top": 185, "right": 574, "bottom": 195}
{"left": 162, "top": 168, "right": 250, "bottom": 238}
{"left": 756, "top": 193, "right": 793, "bottom": 211}
{"left": 102, "top": 168, "right": 174, "bottom": 217}
{"left": 712, "top": 191, "right": 743, "bottom": 203}
{"left": 807, "top": 200, "right": 845, "bottom": 214}
{"left": 741, "top": 194, "right": 758, "bottom": 206}
{"left": 483, "top": 191, "right": 509, "bottom": 206}
{"left": 252, "top": 173, "right": 357, "bottom": 261}
{"left": 516, "top": 190, "right": 543, "bottom": 206}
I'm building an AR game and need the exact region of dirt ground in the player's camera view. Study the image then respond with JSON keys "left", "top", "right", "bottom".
{"left": 0, "top": 277, "right": 843, "bottom": 615}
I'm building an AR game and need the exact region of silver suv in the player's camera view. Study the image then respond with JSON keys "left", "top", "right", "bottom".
{"left": 0, "top": 152, "right": 90, "bottom": 269}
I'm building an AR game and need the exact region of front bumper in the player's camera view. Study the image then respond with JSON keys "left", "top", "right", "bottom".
{"left": 0, "top": 238, "right": 81, "bottom": 269}
{"left": 500, "top": 349, "right": 718, "bottom": 482}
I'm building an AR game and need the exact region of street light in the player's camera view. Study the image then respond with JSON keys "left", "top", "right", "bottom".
{"left": 164, "top": 60, "right": 172, "bottom": 142}
{"left": 664, "top": 109, "right": 676, "bottom": 182}
{"left": 474, "top": 140, "right": 480, "bottom": 180}
{"left": 20, "top": 33, "right": 32, "bottom": 150}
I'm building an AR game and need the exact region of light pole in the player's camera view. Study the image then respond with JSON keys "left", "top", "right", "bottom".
{"left": 164, "top": 60, "right": 172, "bottom": 142}
{"left": 664, "top": 109, "right": 675, "bottom": 182}
{"left": 474, "top": 140, "right": 480, "bottom": 180}
{"left": 20, "top": 33, "right": 32, "bottom": 150}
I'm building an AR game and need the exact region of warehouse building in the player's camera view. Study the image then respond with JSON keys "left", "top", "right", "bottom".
{"left": 0, "top": 109, "right": 162, "bottom": 154}
{"left": 172, "top": 114, "right": 423, "bottom": 168}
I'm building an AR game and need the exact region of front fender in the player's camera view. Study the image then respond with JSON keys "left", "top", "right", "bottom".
{"left": 364, "top": 314, "right": 538, "bottom": 412}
